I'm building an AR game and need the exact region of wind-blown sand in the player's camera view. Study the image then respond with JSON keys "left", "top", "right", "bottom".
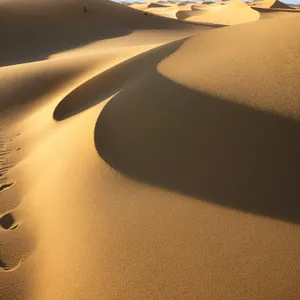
{"left": 0, "top": 0, "right": 300, "bottom": 299}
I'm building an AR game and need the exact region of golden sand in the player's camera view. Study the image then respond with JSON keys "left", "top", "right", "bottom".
{"left": 0, "top": 0, "right": 300, "bottom": 299}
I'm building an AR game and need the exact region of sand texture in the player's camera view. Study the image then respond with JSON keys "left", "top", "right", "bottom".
{"left": 0, "top": 0, "right": 300, "bottom": 299}
{"left": 177, "top": 0, "right": 260, "bottom": 25}
{"left": 131, "top": 0, "right": 261, "bottom": 25}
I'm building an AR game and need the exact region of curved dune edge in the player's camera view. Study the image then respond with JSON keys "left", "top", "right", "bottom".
{"left": 131, "top": 0, "right": 260, "bottom": 25}
{"left": 1, "top": 1, "right": 300, "bottom": 300}
{"left": 0, "top": 0, "right": 204, "bottom": 67}
{"left": 131, "top": 1, "right": 197, "bottom": 16}
{"left": 146, "top": 6, "right": 180, "bottom": 18}
{"left": 249, "top": 0, "right": 295, "bottom": 9}
{"left": 177, "top": 0, "right": 260, "bottom": 25}
{"left": 0, "top": 0, "right": 210, "bottom": 299}
{"left": 158, "top": 13, "right": 300, "bottom": 120}
{"left": 148, "top": 2, "right": 171, "bottom": 8}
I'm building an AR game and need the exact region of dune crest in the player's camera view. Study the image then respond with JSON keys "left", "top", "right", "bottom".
{"left": 250, "top": 0, "right": 294, "bottom": 9}
{"left": 1, "top": 0, "right": 300, "bottom": 300}
{"left": 177, "top": 0, "right": 260, "bottom": 25}
{"left": 130, "top": 0, "right": 260, "bottom": 25}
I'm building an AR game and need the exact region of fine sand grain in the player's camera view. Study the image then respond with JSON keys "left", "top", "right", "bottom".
{"left": 0, "top": 0, "right": 300, "bottom": 299}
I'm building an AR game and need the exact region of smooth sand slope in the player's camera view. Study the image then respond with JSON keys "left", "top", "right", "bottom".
{"left": 0, "top": 0, "right": 204, "bottom": 67}
{"left": 178, "top": 0, "right": 260, "bottom": 25}
{"left": 1, "top": 0, "right": 300, "bottom": 299}
{"left": 131, "top": 0, "right": 260, "bottom": 25}
{"left": 130, "top": 1, "right": 196, "bottom": 19}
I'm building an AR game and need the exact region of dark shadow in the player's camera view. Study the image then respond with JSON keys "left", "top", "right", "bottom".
{"left": 0, "top": 213, "right": 15, "bottom": 230}
{"left": 148, "top": 3, "right": 171, "bottom": 8}
{"left": 93, "top": 64, "right": 300, "bottom": 225}
{"left": 178, "top": 1, "right": 196, "bottom": 5}
{"left": 53, "top": 39, "right": 185, "bottom": 121}
{"left": 0, "top": 258, "right": 8, "bottom": 270}
{"left": 53, "top": 31, "right": 300, "bottom": 224}
{"left": 0, "top": 182, "right": 14, "bottom": 192}
{"left": 0, "top": 0, "right": 205, "bottom": 67}
{"left": 0, "top": 64, "right": 95, "bottom": 115}
{"left": 252, "top": 7, "right": 300, "bottom": 13}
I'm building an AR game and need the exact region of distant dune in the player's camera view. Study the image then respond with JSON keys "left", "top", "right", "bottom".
{"left": 178, "top": 0, "right": 260, "bottom": 25}
{"left": 130, "top": 0, "right": 260, "bottom": 25}
{"left": 148, "top": 2, "right": 171, "bottom": 7}
{"left": 249, "top": 0, "right": 297, "bottom": 9}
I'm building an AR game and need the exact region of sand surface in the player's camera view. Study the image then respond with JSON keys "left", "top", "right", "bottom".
{"left": 249, "top": 0, "right": 293, "bottom": 9}
{"left": 177, "top": 0, "right": 260, "bottom": 25}
{"left": 0, "top": 0, "right": 300, "bottom": 299}
{"left": 130, "top": 0, "right": 260, "bottom": 25}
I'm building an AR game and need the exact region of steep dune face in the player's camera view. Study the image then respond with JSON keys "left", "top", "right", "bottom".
{"left": 270, "top": 0, "right": 293, "bottom": 8}
{"left": 148, "top": 2, "right": 171, "bottom": 7}
{"left": 90, "top": 12, "right": 300, "bottom": 300}
{"left": 146, "top": 3, "right": 196, "bottom": 19}
{"left": 249, "top": 0, "right": 294, "bottom": 9}
{"left": 177, "top": 0, "right": 260, "bottom": 25}
{"left": 129, "top": 0, "right": 260, "bottom": 25}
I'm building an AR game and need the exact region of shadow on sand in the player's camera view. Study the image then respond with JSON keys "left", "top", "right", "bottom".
{"left": 0, "top": 0, "right": 201, "bottom": 67}
{"left": 53, "top": 37, "right": 300, "bottom": 225}
{"left": 53, "top": 39, "right": 185, "bottom": 121}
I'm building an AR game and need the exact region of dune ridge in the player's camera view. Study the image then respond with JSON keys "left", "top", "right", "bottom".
{"left": 1, "top": 0, "right": 300, "bottom": 299}
{"left": 131, "top": 0, "right": 261, "bottom": 25}
{"left": 177, "top": 0, "right": 260, "bottom": 25}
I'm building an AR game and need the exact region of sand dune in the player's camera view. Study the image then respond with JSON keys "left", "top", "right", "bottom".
{"left": 178, "top": 0, "right": 260, "bottom": 25}
{"left": 131, "top": 1, "right": 203, "bottom": 20}
{"left": 131, "top": 0, "right": 259, "bottom": 25}
{"left": 249, "top": 0, "right": 294, "bottom": 8}
{"left": 249, "top": 0, "right": 300, "bottom": 15}
{"left": 148, "top": 2, "right": 171, "bottom": 7}
{"left": 133, "top": 0, "right": 261, "bottom": 25}
{"left": 178, "top": 1, "right": 197, "bottom": 5}
{"left": 0, "top": 0, "right": 203, "bottom": 67}
{"left": 146, "top": 3, "right": 197, "bottom": 18}
{"left": 129, "top": 1, "right": 151, "bottom": 10}
{"left": 201, "top": 0, "right": 221, "bottom": 5}
{"left": 130, "top": 1, "right": 197, "bottom": 16}
{"left": 1, "top": 0, "right": 300, "bottom": 299}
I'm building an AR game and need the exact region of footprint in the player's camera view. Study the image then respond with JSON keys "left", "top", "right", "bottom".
{"left": 0, "top": 258, "right": 9, "bottom": 271}
{"left": 0, "top": 228, "right": 34, "bottom": 272}
{"left": 0, "top": 213, "right": 18, "bottom": 230}
{"left": 0, "top": 209, "right": 34, "bottom": 272}
{"left": 0, "top": 182, "right": 14, "bottom": 192}
{"left": 0, "top": 131, "right": 31, "bottom": 272}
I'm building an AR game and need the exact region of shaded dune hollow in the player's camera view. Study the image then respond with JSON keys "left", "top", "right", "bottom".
{"left": 250, "top": 0, "right": 299, "bottom": 9}
{"left": 52, "top": 18, "right": 300, "bottom": 225}
{"left": 93, "top": 74, "right": 300, "bottom": 225}
{"left": 0, "top": 0, "right": 196, "bottom": 66}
